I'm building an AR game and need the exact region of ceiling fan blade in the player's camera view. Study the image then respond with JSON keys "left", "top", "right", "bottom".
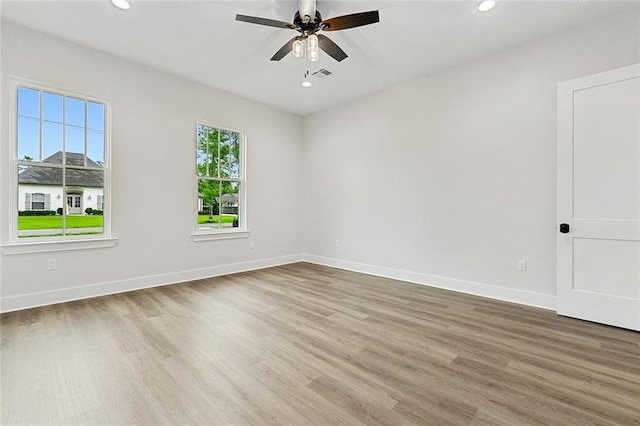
{"left": 270, "top": 36, "right": 301, "bottom": 61}
{"left": 317, "top": 34, "right": 348, "bottom": 62}
{"left": 321, "top": 10, "right": 379, "bottom": 31}
{"left": 235, "top": 14, "right": 295, "bottom": 29}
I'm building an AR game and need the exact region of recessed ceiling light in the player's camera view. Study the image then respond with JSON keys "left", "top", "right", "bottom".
{"left": 478, "top": 0, "right": 496, "bottom": 12}
{"left": 112, "top": 0, "right": 130, "bottom": 10}
{"left": 301, "top": 81, "right": 312, "bottom": 88}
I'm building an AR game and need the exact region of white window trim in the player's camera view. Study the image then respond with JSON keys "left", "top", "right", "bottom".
{"left": 192, "top": 120, "right": 250, "bottom": 241}
{"left": 2, "top": 237, "right": 118, "bottom": 256}
{"left": 3, "top": 78, "right": 116, "bottom": 252}
{"left": 191, "top": 231, "right": 250, "bottom": 242}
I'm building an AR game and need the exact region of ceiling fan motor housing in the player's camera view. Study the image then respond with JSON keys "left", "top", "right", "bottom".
{"left": 298, "top": 0, "right": 317, "bottom": 23}
{"left": 293, "top": 11, "right": 324, "bottom": 35}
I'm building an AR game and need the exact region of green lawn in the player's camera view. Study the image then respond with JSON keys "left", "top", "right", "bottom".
{"left": 19, "top": 214, "right": 234, "bottom": 230}
{"left": 18, "top": 215, "right": 103, "bottom": 230}
{"left": 198, "top": 214, "right": 237, "bottom": 225}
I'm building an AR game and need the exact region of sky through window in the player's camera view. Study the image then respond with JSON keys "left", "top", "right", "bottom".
{"left": 17, "top": 87, "right": 105, "bottom": 165}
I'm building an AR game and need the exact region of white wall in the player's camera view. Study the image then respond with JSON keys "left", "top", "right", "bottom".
{"left": 1, "top": 21, "right": 304, "bottom": 311}
{"left": 302, "top": 11, "right": 640, "bottom": 309}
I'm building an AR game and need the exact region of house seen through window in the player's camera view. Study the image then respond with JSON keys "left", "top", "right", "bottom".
{"left": 16, "top": 85, "right": 108, "bottom": 239}
{"left": 196, "top": 123, "right": 244, "bottom": 232}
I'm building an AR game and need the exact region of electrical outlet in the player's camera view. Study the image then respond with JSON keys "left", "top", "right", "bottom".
{"left": 335, "top": 239, "right": 340, "bottom": 248}
{"left": 47, "top": 259, "right": 57, "bottom": 270}
{"left": 249, "top": 240, "right": 255, "bottom": 249}
{"left": 517, "top": 260, "right": 527, "bottom": 271}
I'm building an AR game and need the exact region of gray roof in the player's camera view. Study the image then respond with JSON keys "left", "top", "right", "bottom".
{"left": 216, "top": 194, "right": 238, "bottom": 204}
{"left": 18, "top": 152, "right": 103, "bottom": 187}
{"left": 198, "top": 193, "right": 239, "bottom": 204}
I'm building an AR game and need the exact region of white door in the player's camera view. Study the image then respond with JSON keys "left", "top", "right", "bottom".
{"left": 557, "top": 64, "right": 640, "bottom": 331}
{"left": 67, "top": 194, "right": 82, "bottom": 215}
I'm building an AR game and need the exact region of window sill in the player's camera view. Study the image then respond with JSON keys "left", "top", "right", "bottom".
{"left": 191, "top": 230, "right": 250, "bottom": 242}
{"left": 2, "top": 237, "right": 118, "bottom": 256}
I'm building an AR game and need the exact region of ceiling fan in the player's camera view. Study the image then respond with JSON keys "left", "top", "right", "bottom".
{"left": 236, "top": 0, "right": 380, "bottom": 63}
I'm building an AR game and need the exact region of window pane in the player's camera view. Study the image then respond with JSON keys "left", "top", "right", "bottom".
{"left": 229, "top": 132, "right": 240, "bottom": 179}
{"left": 17, "top": 87, "right": 39, "bottom": 119}
{"left": 18, "top": 165, "right": 63, "bottom": 238}
{"left": 87, "top": 102, "right": 104, "bottom": 132}
{"left": 43, "top": 92, "right": 63, "bottom": 123}
{"left": 220, "top": 181, "right": 240, "bottom": 228}
{"left": 31, "top": 193, "right": 46, "bottom": 210}
{"left": 66, "top": 125, "right": 85, "bottom": 156}
{"left": 65, "top": 168, "right": 103, "bottom": 191}
{"left": 87, "top": 130, "right": 104, "bottom": 165}
{"left": 198, "top": 179, "right": 223, "bottom": 230}
{"left": 65, "top": 168, "right": 104, "bottom": 236}
{"left": 196, "top": 125, "right": 208, "bottom": 176}
{"left": 209, "top": 128, "right": 220, "bottom": 178}
{"left": 17, "top": 116, "right": 40, "bottom": 161}
{"left": 43, "top": 121, "right": 63, "bottom": 160}
{"left": 66, "top": 97, "right": 85, "bottom": 127}
{"left": 219, "top": 130, "right": 230, "bottom": 178}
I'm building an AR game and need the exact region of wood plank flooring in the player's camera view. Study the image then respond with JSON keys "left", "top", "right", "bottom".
{"left": 1, "top": 262, "right": 639, "bottom": 425}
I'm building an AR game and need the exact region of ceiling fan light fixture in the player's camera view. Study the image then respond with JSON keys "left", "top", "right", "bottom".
{"left": 112, "top": 0, "right": 130, "bottom": 10}
{"left": 236, "top": 5, "right": 380, "bottom": 63}
{"left": 292, "top": 39, "right": 304, "bottom": 58}
{"left": 307, "top": 34, "right": 319, "bottom": 62}
{"left": 478, "top": 0, "right": 496, "bottom": 12}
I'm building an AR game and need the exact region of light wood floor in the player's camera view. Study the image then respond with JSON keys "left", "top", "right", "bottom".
{"left": 1, "top": 263, "right": 639, "bottom": 425}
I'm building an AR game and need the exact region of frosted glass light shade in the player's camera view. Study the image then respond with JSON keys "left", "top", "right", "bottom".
{"left": 307, "top": 35, "right": 319, "bottom": 62}
{"left": 292, "top": 40, "right": 304, "bottom": 58}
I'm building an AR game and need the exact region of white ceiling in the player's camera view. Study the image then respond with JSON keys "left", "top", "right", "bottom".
{"left": 2, "top": 1, "right": 638, "bottom": 115}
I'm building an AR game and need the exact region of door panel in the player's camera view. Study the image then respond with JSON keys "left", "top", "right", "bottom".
{"left": 557, "top": 64, "right": 640, "bottom": 331}
{"left": 573, "top": 78, "right": 640, "bottom": 220}
{"left": 573, "top": 238, "right": 640, "bottom": 298}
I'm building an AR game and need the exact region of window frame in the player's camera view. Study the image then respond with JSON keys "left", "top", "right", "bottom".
{"left": 3, "top": 78, "right": 116, "bottom": 254}
{"left": 192, "top": 120, "right": 249, "bottom": 241}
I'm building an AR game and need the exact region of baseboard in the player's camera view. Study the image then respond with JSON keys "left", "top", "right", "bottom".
{"left": 302, "top": 254, "right": 556, "bottom": 311}
{"left": 2, "top": 253, "right": 556, "bottom": 313}
{"left": 0, "top": 254, "right": 303, "bottom": 313}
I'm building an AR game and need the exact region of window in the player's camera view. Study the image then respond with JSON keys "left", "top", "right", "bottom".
{"left": 25, "top": 192, "right": 50, "bottom": 211}
{"left": 12, "top": 82, "right": 110, "bottom": 240}
{"left": 196, "top": 123, "right": 245, "bottom": 233}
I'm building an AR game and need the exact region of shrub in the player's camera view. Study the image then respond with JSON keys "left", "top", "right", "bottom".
{"left": 57, "top": 207, "right": 63, "bottom": 215}
{"left": 199, "top": 206, "right": 220, "bottom": 216}
{"left": 92, "top": 210, "right": 104, "bottom": 216}
{"left": 18, "top": 210, "right": 56, "bottom": 216}
{"left": 85, "top": 207, "right": 93, "bottom": 215}
{"left": 232, "top": 218, "right": 239, "bottom": 227}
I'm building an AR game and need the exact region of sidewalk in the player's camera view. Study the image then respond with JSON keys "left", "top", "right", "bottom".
{"left": 19, "top": 227, "right": 103, "bottom": 237}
